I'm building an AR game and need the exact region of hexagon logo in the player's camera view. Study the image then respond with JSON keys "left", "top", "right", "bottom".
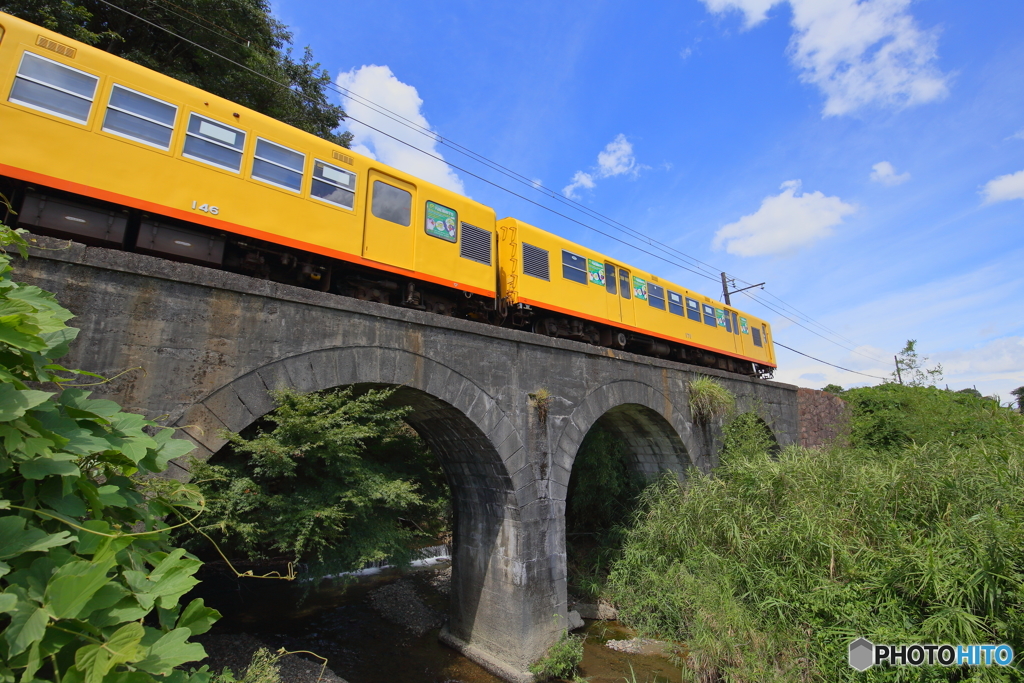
{"left": 849, "top": 638, "right": 874, "bottom": 671}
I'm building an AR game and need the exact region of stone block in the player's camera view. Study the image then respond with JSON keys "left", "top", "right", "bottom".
{"left": 229, "top": 371, "right": 277, "bottom": 418}
{"left": 175, "top": 403, "right": 229, "bottom": 453}
{"left": 201, "top": 384, "right": 254, "bottom": 434}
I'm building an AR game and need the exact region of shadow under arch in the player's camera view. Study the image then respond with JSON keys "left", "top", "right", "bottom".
{"left": 551, "top": 380, "right": 702, "bottom": 494}
{"left": 168, "top": 346, "right": 522, "bottom": 667}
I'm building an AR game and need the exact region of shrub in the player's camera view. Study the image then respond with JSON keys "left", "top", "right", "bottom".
{"left": 609, "top": 388, "right": 1024, "bottom": 682}
{"left": 185, "top": 386, "right": 450, "bottom": 576}
{"left": 528, "top": 630, "right": 584, "bottom": 681}
{"left": 688, "top": 375, "right": 734, "bottom": 425}
{"left": 0, "top": 224, "right": 218, "bottom": 680}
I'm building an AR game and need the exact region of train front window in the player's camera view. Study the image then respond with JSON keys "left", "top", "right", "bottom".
{"left": 371, "top": 181, "right": 412, "bottom": 226}
{"left": 252, "top": 138, "right": 305, "bottom": 191}
{"left": 618, "top": 269, "right": 630, "bottom": 299}
{"left": 604, "top": 263, "right": 616, "bottom": 294}
{"left": 562, "top": 250, "right": 587, "bottom": 284}
{"left": 752, "top": 327, "right": 763, "bottom": 347}
{"left": 9, "top": 51, "right": 97, "bottom": 123}
{"left": 311, "top": 160, "right": 356, "bottom": 209}
{"left": 103, "top": 85, "right": 176, "bottom": 149}
{"left": 183, "top": 113, "right": 245, "bottom": 172}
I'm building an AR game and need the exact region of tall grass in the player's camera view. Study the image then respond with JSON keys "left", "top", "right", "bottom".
{"left": 608, "top": 387, "right": 1024, "bottom": 682}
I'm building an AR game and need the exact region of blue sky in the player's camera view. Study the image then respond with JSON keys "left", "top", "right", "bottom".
{"left": 274, "top": 0, "right": 1024, "bottom": 401}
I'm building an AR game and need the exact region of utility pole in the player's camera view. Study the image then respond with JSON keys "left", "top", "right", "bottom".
{"left": 721, "top": 272, "right": 766, "bottom": 307}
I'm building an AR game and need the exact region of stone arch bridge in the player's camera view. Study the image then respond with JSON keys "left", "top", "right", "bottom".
{"left": 18, "top": 239, "right": 805, "bottom": 682}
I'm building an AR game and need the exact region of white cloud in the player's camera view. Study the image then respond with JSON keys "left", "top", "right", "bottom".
{"left": 336, "top": 65, "right": 465, "bottom": 195}
{"left": 981, "top": 170, "right": 1024, "bottom": 204}
{"left": 562, "top": 134, "right": 642, "bottom": 199}
{"left": 712, "top": 180, "right": 856, "bottom": 256}
{"left": 1010, "top": 129, "right": 1024, "bottom": 141}
{"left": 563, "top": 171, "right": 596, "bottom": 200}
{"left": 937, "top": 337, "right": 1024, "bottom": 379}
{"left": 699, "top": 0, "right": 949, "bottom": 116}
{"left": 870, "top": 160, "right": 910, "bottom": 185}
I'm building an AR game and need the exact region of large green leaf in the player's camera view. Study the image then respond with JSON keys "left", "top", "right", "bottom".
{"left": 2, "top": 602, "right": 48, "bottom": 656}
{"left": 20, "top": 454, "right": 81, "bottom": 480}
{"left": 0, "top": 516, "right": 74, "bottom": 560}
{"left": 133, "top": 628, "right": 206, "bottom": 676}
{"left": 0, "top": 384, "right": 52, "bottom": 421}
{"left": 73, "top": 644, "right": 109, "bottom": 683}
{"left": 176, "top": 598, "right": 221, "bottom": 637}
{"left": 43, "top": 559, "right": 116, "bottom": 619}
{"left": 104, "top": 621, "right": 146, "bottom": 667}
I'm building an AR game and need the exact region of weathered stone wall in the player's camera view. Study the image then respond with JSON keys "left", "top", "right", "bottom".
{"left": 14, "top": 237, "right": 802, "bottom": 682}
{"left": 797, "top": 388, "right": 851, "bottom": 448}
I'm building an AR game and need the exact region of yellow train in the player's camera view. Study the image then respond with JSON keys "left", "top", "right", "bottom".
{"left": 0, "top": 12, "right": 776, "bottom": 377}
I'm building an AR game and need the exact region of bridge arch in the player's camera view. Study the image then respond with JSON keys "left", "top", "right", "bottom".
{"left": 550, "top": 380, "right": 704, "bottom": 500}
{"left": 166, "top": 344, "right": 528, "bottom": 665}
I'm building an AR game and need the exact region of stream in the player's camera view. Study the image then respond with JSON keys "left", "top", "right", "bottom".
{"left": 191, "top": 561, "right": 684, "bottom": 683}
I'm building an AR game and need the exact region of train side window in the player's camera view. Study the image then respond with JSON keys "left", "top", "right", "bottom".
{"left": 371, "top": 180, "right": 412, "bottom": 226}
{"left": 752, "top": 327, "right": 763, "bottom": 347}
{"left": 648, "top": 282, "right": 666, "bottom": 310}
{"left": 604, "top": 263, "right": 616, "bottom": 294}
{"left": 425, "top": 201, "right": 457, "bottom": 242}
{"left": 732, "top": 311, "right": 740, "bottom": 335}
{"left": 522, "top": 243, "right": 550, "bottom": 280}
{"left": 618, "top": 269, "right": 630, "bottom": 299}
{"left": 183, "top": 113, "right": 245, "bottom": 172}
{"left": 311, "top": 160, "right": 356, "bottom": 209}
{"left": 252, "top": 138, "right": 304, "bottom": 191}
{"left": 668, "top": 291, "right": 684, "bottom": 316}
{"left": 702, "top": 303, "right": 717, "bottom": 327}
{"left": 723, "top": 311, "right": 732, "bottom": 333}
{"left": 9, "top": 51, "right": 97, "bottom": 123}
{"left": 685, "top": 297, "right": 701, "bottom": 322}
{"left": 102, "top": 85, "right": 177, "bottom": 149}
{"left": 562, "top": 250, "right": 587, "bottom": 284}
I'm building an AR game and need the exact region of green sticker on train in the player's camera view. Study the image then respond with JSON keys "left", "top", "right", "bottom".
{"left": 740, "top": 317, "right": 749, "bottom": 334}
{"left": 588, "top": 259, "right": 605, "bottom": 286}
{"left": 716, "top": 308, "right": 726, "bottom": 327}
{"left": 632, "top": 276, "right": 648, "bottom": 301}
{"left": 425, "top": 201, "right": 457, "bottom": 242}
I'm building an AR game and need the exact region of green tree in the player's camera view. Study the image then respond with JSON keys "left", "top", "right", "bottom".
{"left": 0, "top": 222, "right": 220, "bottom": 680}
{"left": 1011, "top": 386, "right": 1024, "bottom": 414}
{"left": 0, "top": 0, "right": 351, "bottom": 146}
{"left": 821, "top": 383, "right": 843, "bottom": 395}
{"left": 186, "top": 387, "right": 449, "bottom": 575}
{"left": 891, "top": 339, "right": 943, "bottom": 387}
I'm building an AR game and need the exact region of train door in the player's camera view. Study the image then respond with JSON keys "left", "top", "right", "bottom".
{"left": 602, "top": 262, "right": 620, "bottom": 322}
{"left": 616, "top": 265, "right": 635, "bottom": 327}
{"left": 723, "top": 308, "right": 741, "bottom": 354}
{"left": 363, "top": 170, "right": 416, "bottom": 270}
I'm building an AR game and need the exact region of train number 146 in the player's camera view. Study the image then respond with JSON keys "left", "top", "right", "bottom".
{"left": 191, "top": 201, "right": 220, "bottom": 215}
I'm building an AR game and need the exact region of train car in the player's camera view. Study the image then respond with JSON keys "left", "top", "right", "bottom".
{"left": 497, "top": 219, "right": 775, "bottom": 375}
{"left": 0, "top": 12, "right": 497, "bottom": 318}
{"left": 0, "top": 11, "right": 777, "bottom": 377}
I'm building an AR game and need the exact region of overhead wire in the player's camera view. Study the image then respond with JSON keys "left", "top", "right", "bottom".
{"left": 95, "top": 0, "right": 888, "bottom": 378}
{"left": 773, "top": 342, "right": 888, "bottom": 381}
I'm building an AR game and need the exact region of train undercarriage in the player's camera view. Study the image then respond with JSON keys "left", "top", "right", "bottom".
{"left": 0, "top": 178, "right": 774, "bottom": 379}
